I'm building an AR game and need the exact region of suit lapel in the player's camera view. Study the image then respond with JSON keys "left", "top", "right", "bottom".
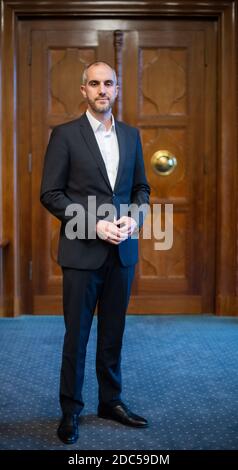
{"left": 114, "top": 121, "right": 127, "bottom": 191}
{"left": 78, "top": 113, "right": 127, "bottom": 193}
{"left": 79, "top": 114, "right": 111, "bottom": 190}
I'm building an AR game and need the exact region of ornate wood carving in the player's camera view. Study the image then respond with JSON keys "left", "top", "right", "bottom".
{"left": 141, "top": 48, "right": 187, "bottom": 116}
{"left": 50, "top": 48, "right": 94, "bottom": 117}
{"left": 113, "top": 29, "right": 123, "bottom": 121}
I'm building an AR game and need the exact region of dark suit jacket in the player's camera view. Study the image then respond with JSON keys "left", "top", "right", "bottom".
{"left": 40, "top": 113, "right": 150, "bottom": 269}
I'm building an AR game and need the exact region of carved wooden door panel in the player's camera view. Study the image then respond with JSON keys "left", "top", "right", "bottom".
{"left": 30, "top": 20, "right": 216, "bottom": 314}
{"left": 123, "top": 23, "right": 216, "bottom": 313}
{"left": 31, "top": 26, "right": 115, "bottom": 313}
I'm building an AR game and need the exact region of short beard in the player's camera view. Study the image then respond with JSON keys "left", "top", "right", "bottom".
{"left": 87, "top": 97, "right": 115, "bottom": 114}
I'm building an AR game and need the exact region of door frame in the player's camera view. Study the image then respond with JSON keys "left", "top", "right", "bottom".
{"left": 0, "top": 0, "right": 237, "bottom": 316}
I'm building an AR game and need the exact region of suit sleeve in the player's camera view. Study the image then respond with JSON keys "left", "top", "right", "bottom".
{"left": 40, "top": 126, "right": 98, "bottom": 238}
{"left": 130, "top": 130, "right": 150, "bottom": 228}
{"left": 40, "top": 126, "right": 73, "bottom": 223}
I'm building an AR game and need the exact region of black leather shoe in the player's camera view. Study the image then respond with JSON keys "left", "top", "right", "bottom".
{"left": 98, "top": 402, "right": 148, "bottom": 428}
{"left": 57, "top": 413, "right": 79, "bottom": 444}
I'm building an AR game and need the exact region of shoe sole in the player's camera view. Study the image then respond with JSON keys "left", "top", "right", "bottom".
{"left": 57, "top": 430, "right": 79, "bottom": 445}
{"left": 98, "top": 413, "right": 148, "bottom": 428}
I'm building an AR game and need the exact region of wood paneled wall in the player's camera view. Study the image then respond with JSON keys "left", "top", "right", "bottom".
{"left": 0, "top": 0, "right": 238, "bottom": 316}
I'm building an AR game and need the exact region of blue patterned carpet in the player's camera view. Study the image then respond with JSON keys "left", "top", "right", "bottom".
{"left": 0, "top": 314, "right": 238, "bottom": 450}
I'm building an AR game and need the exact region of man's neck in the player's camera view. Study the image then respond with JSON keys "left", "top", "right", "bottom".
{"left": 87, "top": 108, "right": 112, "bottom": 131}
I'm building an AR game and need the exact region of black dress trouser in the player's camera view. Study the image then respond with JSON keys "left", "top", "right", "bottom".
{"left": 60, "top": 245, "right": 135, "bottom": 415}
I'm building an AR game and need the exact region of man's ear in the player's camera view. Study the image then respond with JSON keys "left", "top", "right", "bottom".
{"left": 115, "top": 85, "right": 119, "bottom": 97}
{"left": 80, "top": 85, "right": 86, "bottom": 98}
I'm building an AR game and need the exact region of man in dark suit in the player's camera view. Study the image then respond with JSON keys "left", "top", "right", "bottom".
{"left": 40, "top": 61, "right": 150, "bottom": 444}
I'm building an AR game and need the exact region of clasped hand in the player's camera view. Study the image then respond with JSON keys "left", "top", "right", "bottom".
{"left": 96, "top": 216, "right": 138, "bottom": 245}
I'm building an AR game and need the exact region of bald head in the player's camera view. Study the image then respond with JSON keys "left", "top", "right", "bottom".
{"left": 80, "top": 61, "right": 118, "bottom": 118}
{"left": 82, "top": 61, "right": 117, "bottom": 86}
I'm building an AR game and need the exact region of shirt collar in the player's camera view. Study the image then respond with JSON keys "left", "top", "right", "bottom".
{"left": 86, "top": 109, "right": 115, "bottom": 133}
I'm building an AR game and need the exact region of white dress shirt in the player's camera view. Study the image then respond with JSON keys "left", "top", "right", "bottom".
{"left": 86, "top": 110, "right": 119, "bottom": 190}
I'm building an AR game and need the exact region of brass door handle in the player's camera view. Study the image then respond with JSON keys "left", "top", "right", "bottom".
{"left": 151, "top": 150, "right": 177, "bottom": 176}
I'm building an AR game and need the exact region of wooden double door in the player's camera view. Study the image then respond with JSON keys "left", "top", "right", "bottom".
{"left": 18, "top": 18, "right": 217, "bottom": 314}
